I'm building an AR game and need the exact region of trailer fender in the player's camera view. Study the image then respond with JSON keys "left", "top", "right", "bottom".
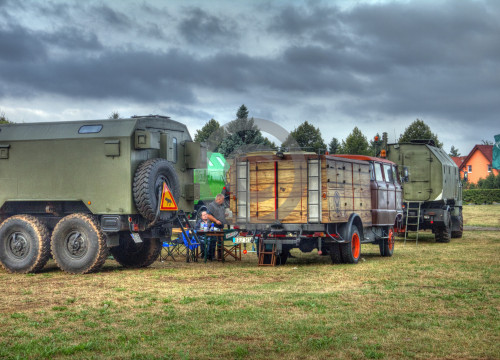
{"left": 338, "top": 213, "right": 363, "bottom": 243}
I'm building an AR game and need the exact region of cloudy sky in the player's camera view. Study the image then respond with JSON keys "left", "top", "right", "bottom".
{"left": 1, "top": 0, "right": 499, "bottom": 155}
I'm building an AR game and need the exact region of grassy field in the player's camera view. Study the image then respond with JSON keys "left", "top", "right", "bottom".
{"left": 0, "top": 218, "right": 499, "bottom": 359}
{"left": 463, "top": 204, "right": 500, "bottom": 228}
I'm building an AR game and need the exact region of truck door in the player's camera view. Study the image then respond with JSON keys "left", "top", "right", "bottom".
{"left": 404, "top": 148, "right": 432, "bottom": 201}
{"left": 371, "top": 161, "right": 387, "bottom": 225}
{"left": 167, "top": 131, "right": 182, "bottom": 163}
{"left": 383, "top": 163, "right": 396, "bottom": 224}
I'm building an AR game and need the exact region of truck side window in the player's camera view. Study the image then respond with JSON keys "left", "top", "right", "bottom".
{"left": 383, "top": 164, "right": 394, "bottom": 183}
{"left": 172, "top": 137, "right": 177, "bottom": 163}
{"left": 374, "top": 162, "right": 384, "bottom": 181}
{"left": 78, "top": 125, "right": 103, "bottom": 134}
{"left": 393, "top": 165, "right": 400, "bottom": 183}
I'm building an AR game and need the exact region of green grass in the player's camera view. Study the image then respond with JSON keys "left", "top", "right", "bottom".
{"left": 0, "top": 208, "right": 498, "bottom": 359}
{"left": 463, "top": 204, "right": 500, "bottom": 227}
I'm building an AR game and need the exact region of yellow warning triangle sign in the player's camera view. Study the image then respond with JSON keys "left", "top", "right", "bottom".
{"left": 160, "top": 183, "right": 178, "bottom": 211}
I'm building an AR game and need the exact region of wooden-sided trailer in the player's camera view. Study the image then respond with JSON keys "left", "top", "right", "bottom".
{"left": 227, "top": 152, "right": 403, "bottom": 265}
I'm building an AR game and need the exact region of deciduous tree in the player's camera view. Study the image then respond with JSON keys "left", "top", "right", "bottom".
{"left": 340, "top": 127, "right": 371, "bottom": 155}
{"left": 282, "top": 121, "right": 326, "bottom": 154}
{"left": 398, "top": 119, "right": 442, "bottom": 148}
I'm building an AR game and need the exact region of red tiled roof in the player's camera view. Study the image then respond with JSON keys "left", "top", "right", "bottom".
{"left": 451, "top": 156, "right": 466, "bottom": 167}
{"left": 460, "top": 145, "right": 493, "bottom": 170}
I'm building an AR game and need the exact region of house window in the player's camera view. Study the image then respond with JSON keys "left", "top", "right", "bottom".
{"left": 468, "top": 165, "right": 472, "bottom": 172}
{"left": 488, "top": 164, "right": 492, "bottom": 172}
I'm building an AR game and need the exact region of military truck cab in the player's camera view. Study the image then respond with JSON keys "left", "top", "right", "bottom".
{"left": 0, "top": 115, "right": 205, "bottom": 274}
{"left": 227, "top": 152, "right": 403, "bottom": 265}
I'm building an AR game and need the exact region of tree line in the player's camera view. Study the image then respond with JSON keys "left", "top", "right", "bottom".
{"left": 194, "top": 105, "right": 444, "bottom": 158}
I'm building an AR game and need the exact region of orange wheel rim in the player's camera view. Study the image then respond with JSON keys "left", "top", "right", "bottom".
{"left": 352, "top": 233, "right": 360, "bottom": 259}
{"left": 388, "top": 228, "right": 394, "bottom": 251}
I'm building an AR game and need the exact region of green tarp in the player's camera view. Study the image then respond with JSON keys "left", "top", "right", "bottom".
{"left": 493, "top": 134, "right": 500, "bottom": 170}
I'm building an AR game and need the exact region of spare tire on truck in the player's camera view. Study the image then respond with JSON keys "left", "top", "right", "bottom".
{"left": 0, "top": 215, "right": 51, "bottom": 273}
{"left": 133, "top": 159, "right": 180, "bottom": 222}
{"left": 110, "top": 232, "right": 162, "bottom": 268}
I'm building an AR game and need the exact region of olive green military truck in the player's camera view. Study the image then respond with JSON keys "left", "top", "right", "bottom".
{"left": 385, "top": 140, "right": 463, "bottom": 243}
{"left": 0, "top": 115, "right": 204, "bottom": 274}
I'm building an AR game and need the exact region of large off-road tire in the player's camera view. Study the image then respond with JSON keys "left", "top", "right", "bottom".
{"left": 110, "top": 232, "right": 162, "bottom": 268}
{"left": 435, "top": 216, "right": 451, "bottom": 243}
{"left": 0, "top": 215, "right": 51, "bottom": 273}
{"left": 133, "top": 158, "right": 180, "bottom": 222}
{"left": 51, "top": 214, "right": 108, "bottom": 274}
{"left": 340, "top": 225, "right": 361, "bottom": 264}
{"left": 379, "top": 226, "right": 395, "bottom": 257}
{"left": 330, "top": 243, "right": 343, "bottom": 264}
{"left": 451, "top": 208, "right": 463, "bottom": 238}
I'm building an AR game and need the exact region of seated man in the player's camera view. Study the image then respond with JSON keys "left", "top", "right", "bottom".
{"left": 195, "top": 210, "right": 215, "bottom": 260}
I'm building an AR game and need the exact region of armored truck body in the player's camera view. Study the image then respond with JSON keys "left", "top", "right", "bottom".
{"left": 385, "top": 141, "right": 463, "bottom": 242}
{"left": 0, "top": 116, "right": 204, "bottom": 274}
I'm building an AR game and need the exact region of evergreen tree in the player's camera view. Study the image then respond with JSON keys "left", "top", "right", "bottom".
{"left": 328, "top": 137, "right": 340, "bottom": 154}
{"left": 282, "top": 121, "right": 327, "bottom": 153}
{"left": 217, "top": 105, "right": 274, "bottom": 157}
{"left": 449, "top": 145, "right": 461, "bottom": 157}
{"left": 340, "top": 127, "right": 371, "bottom": 155}
{"left": 194, "top": 118, "right": 221, "bottom": 143}
{"left": 398, "top": 119, "right": 442, "bottom": 148}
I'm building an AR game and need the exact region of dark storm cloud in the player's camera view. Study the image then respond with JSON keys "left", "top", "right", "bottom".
{"left": 0, "top": 25, "right": 47, "bottom": 61}
{"left": 41, "top": 27, "right": 102, "bottom": 51}
{"left": 0, "top": 0, "right": 499, "bottom": 130}
{"left": 178, "top": 7, "right": 237, "bottom": 46}
{"left": 1, "top": 50, "right": 197, "bottom": 103}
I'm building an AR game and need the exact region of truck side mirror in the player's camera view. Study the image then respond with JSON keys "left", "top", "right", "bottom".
{"left": 463, "top": 172, "right": 468, "bottom": 182}
{"left": 402, "top": 167, "right": 409, "bottom": 182}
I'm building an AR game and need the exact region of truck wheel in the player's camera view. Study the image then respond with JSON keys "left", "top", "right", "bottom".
{"left": 51, "top": 214, "right": 108, "bottom": 274}
{"left": 133, "top": 158, "right": 180, "bottom": 222}
{"left": 330, "top": 243, "right": 343, "bottom": 264}
{"left": 110, "top": 232, "right": 162, "bottom": 268}
{"left": 435, "top": 217, "right": 451, "bottom": 243}
{"left": 451, "top": 208, "right": 463, "bottom": 238}
{"left": 340, "top": 225, "right": 361, "bottom": 264}
{"left": 379, "top": 227, "right": 395, "bottom": 257}
{"left": 275, "top": 250, "right": 289, "bottom": 266}
{"left": 0, "top": 215, "right": 51, "bottom": 273}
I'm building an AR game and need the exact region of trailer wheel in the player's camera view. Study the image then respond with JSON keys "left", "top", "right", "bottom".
{"left": 110, "top": 232, "right": 162, "bottom": 268}
{"left": 330, "top": 243, "right": 343, "bottom": 264}
{"left": 340, "top": 225, "right": 361, "bottom": 264}
{"left": 51, "top": 214, "right": 108, "bottom": 274}
{"left": 379, "top": 227, "right": 395, "bottom": 257}
{"left": 275, "top": 250, "right": 289, "bottom": 266}
{"left": 133, "top": 158, "right": 180, "bottom": 222}
{"left": 0, "top": 215, "right": 51, "bottom": 273}
{"left": 451, "top": 208, "right": 463, "bottom": 238}
{"left": 435, "top": 216, "right": 451, "bottom": 243}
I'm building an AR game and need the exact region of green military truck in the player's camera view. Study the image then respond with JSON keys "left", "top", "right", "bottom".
{"left": 385, "top": 140, "right": 463, "bottom": 242}
{"left": 0, "top": 115, "right": 204, "bottom": 274}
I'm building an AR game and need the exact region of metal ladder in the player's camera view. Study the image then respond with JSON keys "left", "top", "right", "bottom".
{"left": 258, "top": 239, "right": 276, "bottom": 266}
{"left": 404, "top": 202, "right": 422, "bottom": 245}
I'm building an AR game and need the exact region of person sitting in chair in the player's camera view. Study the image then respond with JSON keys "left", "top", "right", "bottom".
{"left": 195, "top": 210, "right": 211, "bottom": 231}
{"left": 195, "top": 210, "right": 215, "bottom": 260}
